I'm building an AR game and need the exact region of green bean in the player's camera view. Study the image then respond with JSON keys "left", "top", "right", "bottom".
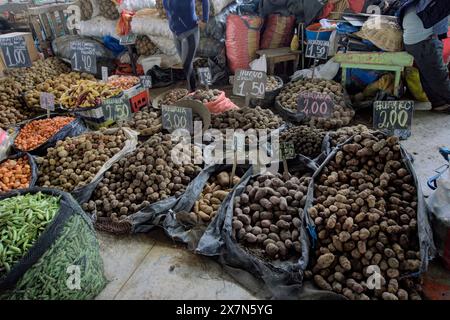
{"left": 0, "top": 192, "right": 60, "bottom": 277}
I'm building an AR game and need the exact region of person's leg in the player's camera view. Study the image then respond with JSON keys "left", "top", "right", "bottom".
{"left": 405, "top": 38, "right": 450, "bottom": 109}
{"left": 180, "top": 28, "right": 200, "bottom": 92}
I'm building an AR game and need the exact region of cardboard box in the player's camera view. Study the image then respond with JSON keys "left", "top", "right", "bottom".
{"left": 0, "top": 32, "right": 40, "bottom": 74}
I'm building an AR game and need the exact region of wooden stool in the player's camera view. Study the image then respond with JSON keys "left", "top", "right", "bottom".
{"left": 256, "top": 47, "right": 301, "bottom": 76}
{"left": 334, "top": 51, "right": 414, "bottom": 97}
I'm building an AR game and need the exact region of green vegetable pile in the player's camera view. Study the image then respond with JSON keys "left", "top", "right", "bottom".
{"left": 0, "top": 192, "right": 60, "bottom": 275}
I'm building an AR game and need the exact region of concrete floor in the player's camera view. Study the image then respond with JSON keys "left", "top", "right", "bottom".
{"left": 95, "top": 105, "right": 450, "bottom": 300}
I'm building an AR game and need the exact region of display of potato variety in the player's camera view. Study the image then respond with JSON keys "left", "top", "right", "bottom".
{"left": 136, "top": 36, "right": 159, "bottom": 56}
{"left": 186, "top": 171, "right": 241, "bottom": 224}
{"left": 0, "top": 192, "right": 60, "bottom": 275}
{"left": 107, "top": 75, "right": 140, "bottom": 91}
{"left": 280, "top": 126, "right": 326, "bottom": 159}
{"left": 82, "top": 133, "right": 202, "bottom": 220}
{"left": 212, "top": 107, "right": 283, "bottom": 131}
{"left": 124, "top": 107, "right": 162, "bottom": 136}
{"left": 0, "top": 78, "right": 29, "bottom": 129}
{"left": 14, "top": 116, "right": 75, "bottom": 151}
{"left": 188, "top": 89, "right": 222, "bottom": 104}
{"left": 157, "top": 88, "right": 189, "bottom": 107}
{"left": 266, "top": 76, "right": 282, "bottom": 92}
{"left": 80, "top": 0, "right": 94, "bottom": 20}
{"left": 36, "top": 128, "right": 127, "bottom": 192}
{"left": 0, "top": 156, "right": 32, "bottom": 192}
{"left": 307, "top": 133, "right": 423, "bottom": 300}
{"left": 276, "top": 79, "right": 354, "bottom": 129}
{"left": 98, "top": 0, "right": 119, "bottom": 20}
{"left": 60, "top": 80, "right": 122, "bottom": 109}
{"left": 232, "top": 173, "right": 310, "bottom": 260}
{"left": 5, "top": 58, "right": 71, "bottom": 92}
{"left": 25, "top": 72, "right": 96, "bottom": 109}
{"left": 329, "top": 125, "right": 372, "bottom": 148}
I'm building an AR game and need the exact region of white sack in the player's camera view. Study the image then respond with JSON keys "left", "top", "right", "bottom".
{"left": 78, "top": 16, "right": 119, "bottom": 38}
{"left": 131, "top": 16, "right": 173, "bottom": 39}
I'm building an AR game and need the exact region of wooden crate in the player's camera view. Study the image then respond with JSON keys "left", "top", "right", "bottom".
{"left": 27, "top": 2, "right": 77, "bottom": 57}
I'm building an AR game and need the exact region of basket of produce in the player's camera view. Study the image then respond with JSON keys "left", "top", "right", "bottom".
{"left": 275, "top": 79, "right": 354, "bottom": 128}
{"left": 250, "top": 75, "right": 283, "bottom": 108}
{"left": 152, "top": 88, "right": 189, "bottom": 109}
{"left": 303, "top": 130, "right": 435, "bottom": 300}
{"left": 107, "top": 75, "right": 141, "bottom": 91}
{"left": 0, "top": 153, "right": 38, "bottom": 193}
{"left": 13, "top": 115, "right": 87, "bottom": 156}
{"left": 120, "top": 106, "right": 162, "bottom": 138}
{"left": 280, "top": 125, "right": 329, "bottom": 161}
{"left": 0, "top": 188, "right": 106, "bottom": 300}
{"left": 35, "top": 127, "right": 138, "bottom": 204}
{"left": 187, "top": 89, "right": 239, "bottom": 114}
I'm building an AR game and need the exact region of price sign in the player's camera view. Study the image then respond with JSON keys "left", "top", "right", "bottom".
{"left": 305, "top": 40, "right": 330, "bottom": 60}
{"left": 140, "top": 75, "right": 152, "bottom": 89}
{"left": 373, "top": 101, "right": 414, "bottom": 132}
{"left": 198, "top": 67, "right": 212, "bottom": 87}
{"left": 0, "top": 35, "right": 32, "bottom": 68}
{"left": 40, "top": 92, "right": 55, "bottom": 111}
{"left": 233, "top": 69, "right": 267, "bottom": 99}
{"left": 297, "top": 92, "right": 334, "bottom": 118}
{"left": 70, "top": 41, "right": 97, "bottom": 74}
{"left": 120, "top": 33, "right": 137, "bottom": 45}
{"left": 280, "top": 142, "right": 295, "bottom": 160}
{"left": 233, "top": 133, "right": 245, "bottom": 153}
{"left": 162, "top": 106, "right": 193, "bottom": 133}
{"left": 101, "top": 97, "right": 132, "bottom": 122}
{"left": 101, "top": 66, "right": 108, "bottom": 82}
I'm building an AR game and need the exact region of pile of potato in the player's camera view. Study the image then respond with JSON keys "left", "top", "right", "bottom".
{"left": 157, "top": 89, "right": 189, "bottom": 107}
{"left": 136, "top": 36, "right": 159, "bottom": 56}
{"left": 212, "top": 107, "right": 283, "bottom": 131}
{"left": 82, "top": 133, "right": 202, "bottom": 220}
{"left": 79, "top": 0, "right": 94, "bottom": 20}
{"left": 188, "top": 89, "right": 222, "bottom": 104}
{"left": 124, "top": 107, "right": 162, "bottom": 136}
{"left": 306, "top": 133, "right": 423, "bottom": 300}
{"left": 182, "top": 171, "right": 241, "bottom": 225}
{"left": 276, "top": 79, "right": 354, "bottom": 129}
{"left": 98, "top": 0, "right": 119, "bottom": 20}
{"left": 232, "top": 173, "right": 310, "bottom": 260}
{"left": 329, "top": 125, "right": 372, "bottom": 148}
{"left": 5, "top": 58, "right": 71, "bottom": 92}
{"left": 195, "top": 0, "right": 215, "bottom": 18}
{"left": 60, "top": 80, "right": 121, "bottom": 109}
{"left": 36, "top": 128, "right": 127, "bottom": 192}
{"left": 280, "top": 126, "right": 326, "bottom": 159}
{"left": 25, "top": 72, "right": 95, "bottom": 109}
{"left": 266, "top": 76, "right": 282, "bottom": 92}
{"left": 0, "top": 78, "right": 29, "bottom": 129}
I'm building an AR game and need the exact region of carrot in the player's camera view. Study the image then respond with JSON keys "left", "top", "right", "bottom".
{"left": 0, "top": 156, "right": 32, "bottom": 192}
{"left": 14, "top": 116, "right": 75, "bottom": 151}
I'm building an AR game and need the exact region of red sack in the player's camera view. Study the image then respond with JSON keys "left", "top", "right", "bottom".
{"left": 260, "top": 14, "right": 296, "bottom": 49}
{"left": 226, "top": 14, "right": 264, "bottom": 74}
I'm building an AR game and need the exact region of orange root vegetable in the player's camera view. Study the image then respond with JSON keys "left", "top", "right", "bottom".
{"left": 0, "top": 156, "right": 32, "bottom": 192}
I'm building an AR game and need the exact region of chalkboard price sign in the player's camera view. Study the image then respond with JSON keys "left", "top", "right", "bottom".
{"left": 305, "top": 40, "right": 330, "bottom": 60}
{"left": 70, "top": 41, "right": 97, "bottom": 74}
{"left": 0, "top": 36, "right": 32, "bottom": 68}
{"left": 198, "top": 67, "right": 212, "bottom": 87}
{"left": 101, "top": 97, "right": 132, "bottom": 122}
{"left": 280, "top": 142, "right": 295, "bottom": 160}
{"left": 140, "top": 75, "right": 152, "bottom": 89}
{"left": 373, "top": 100, "right": 414, "bottom": 131}
{"left": 120, "top": 33, "right": 137, "bottom": 45}
{"left": 162, "top": 106, "right": 193, "bottom": 133}
{"left": 297, "top": 92, "right": 334, "bottom": 118}
{"left": 233, "top": 69, "right": 267, "bottom": 99}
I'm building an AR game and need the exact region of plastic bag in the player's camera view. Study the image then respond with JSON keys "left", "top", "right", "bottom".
{"left": 363, "top": 73, "right": 395, "bottom": 98}
{"left": 13, "top": 115, "right": 87, "bottom": 156}
{"left": 197, "top": 37, "right": 225, "bottom": 58}
{"left": 52, "top": 35, "right": 115, "bottom": 61}
{"left": 0, "top": 188, "right": 106, "bottom": 300}
{"left": 261, "top": 14, "right": 296, "bottom": 49}
{"left": 291, "top": 59, "right": 340, "bottom": 82}
{"left": 405, "top": 67, "right": 429, "bottom": 102}
{"left": 0, "top": 153, "right": 39, "bottom": 192}
{"left": 226, "top": 14, "right": 264, "bottom": 73}
{"left": 131, "top": 16, "right": 173, "bottom": 39}
{"left": 78, "top": 16, "right": 119, "bottom": 38}
{"left": 118, "top": 0, "right": 156, "bottom": 11}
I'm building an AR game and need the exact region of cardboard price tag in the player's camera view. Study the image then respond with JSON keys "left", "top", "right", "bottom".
{"left": 197, "top": 67, "right": 212, "bottom": 87}
{"left": 140, "top": 75, "right": 152, "bottom": 89}
{"left": 101, "top": 97, "right": 132, "bottom": 122}
{"left": 162, "top": 106, "right": 193, "bottom": 133}
{"left": 373, "top": 101, "right": 414, "bottom": 132}
{"left": 305, "top": 40, "right": 330, "bottom": 60}
{"left": 70, "top": 41, "right": 97, "bottom": 74}
{"left": 101, "top": 66, "right": 108, "bottom": 82}
{"left": 40, "top": 92, "right": 55, "bottom": 111}
{"left": 297, "top": 92, "right": 334, "bottom": 118}
{"left": 233, "top": 69, "right": 267, "bottom": 99}
{"left": 0, "top": 35, "right": 32, "bottom": 68}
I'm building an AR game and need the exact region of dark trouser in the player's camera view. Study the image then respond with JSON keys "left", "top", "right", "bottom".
{"left": 174, "top": 27, "right": 200, "bottom": 92}
{"left": 405, "top": 37, "right": 450, "bottom": 107}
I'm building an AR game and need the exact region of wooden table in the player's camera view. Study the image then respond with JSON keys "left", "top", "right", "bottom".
{"left": 334, "top": 51, "right": 414, "bottom": 97}
{"left": 256, "top": 47, "right": 301, "bottom": 75}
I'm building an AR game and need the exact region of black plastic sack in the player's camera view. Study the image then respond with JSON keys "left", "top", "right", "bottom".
{"left": 0, "top": 188, "right": 106, "bottom": 299}
{"left": 147, "top": 65, "right": 174, "bottom": 88}
{"left": 0, "top": 152, "right": 39, "bottom": 191}
{"left": 303, "top": 134, "right": 436, "bottom": 276}
{"left": 216, "top": 158, "right": 319, "bottom": 299}
{"left": 164, "top": 164, "right": 251, "bottom": 251}
{"left": 13, "top": 114, "right": 87, "bottom": 156}
{"left": 273, "top": 100, "right": 306, "bottom": 123}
